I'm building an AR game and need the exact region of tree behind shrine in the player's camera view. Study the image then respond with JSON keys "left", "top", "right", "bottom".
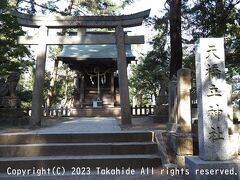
{"left": 129, "top": 0, "right": 240, "bottom": 105}
{"left": 0, "top": 0, "right": 32, "bottom": 76}
{"left": 182, "top": 0, "right": 240, "bottom": 79}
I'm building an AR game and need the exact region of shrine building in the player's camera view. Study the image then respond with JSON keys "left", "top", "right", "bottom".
{"left": 57, "top": 31, "right": 135, "bottom": 117}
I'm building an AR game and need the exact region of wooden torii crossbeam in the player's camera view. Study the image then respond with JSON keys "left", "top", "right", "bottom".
{"left": 18, "top": 34, "right": 144, "bottom": 45}
{"left": 13, "top": 9, "right": 150, "bottom": 126}
{"left": 12, "top": 9, "right": 150, "bottom": 28}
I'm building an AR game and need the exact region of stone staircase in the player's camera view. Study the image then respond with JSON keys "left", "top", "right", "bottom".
{"left": 0, "top": 132, "right": 161, "bottom": 176}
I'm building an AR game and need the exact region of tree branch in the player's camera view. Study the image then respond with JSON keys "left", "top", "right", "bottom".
{"left": 16, "top": 0, "right": 68, "bottom": 15}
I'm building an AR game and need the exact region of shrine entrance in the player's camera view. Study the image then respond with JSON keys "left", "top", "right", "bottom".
{"left": 57, "top": 37, "right": 136, "bottom": 117}
{"left": 14, "top": 9, "right": 150, "bottom": 125}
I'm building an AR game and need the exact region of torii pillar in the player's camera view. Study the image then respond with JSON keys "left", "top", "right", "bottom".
{"left": 116, "top": 25, "right": 131, "bottom": 125}
{"left": 31, "top": 26, "right": 47, "bottom": 126}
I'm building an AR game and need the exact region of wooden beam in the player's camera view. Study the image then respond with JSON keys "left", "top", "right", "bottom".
{"left": 12, "top": 9, "right": 150, "bottom": 28}
{"left": 18, "top": 35, "right": 144, "bottom": 45}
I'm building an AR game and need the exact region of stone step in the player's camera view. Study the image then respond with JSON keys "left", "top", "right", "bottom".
{"left": 0, "top": 154, "right": 161, "bottom": 171}
{"left": 0, "top": 142, "right": 158, "bottom": 157}
{"left": 0, "top": 131, "right": 161, "bottom": 177}
{"left": 0, "top": 132, "right": 154, "bottom": 145}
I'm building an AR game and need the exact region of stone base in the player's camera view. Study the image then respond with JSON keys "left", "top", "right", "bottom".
{"left": 165, "top": 132, "right": 194, "bottom": 168}
{"left": 172, "top": 133, "right": 193, "bottom": 155}
{"left": 177, "top": 155, "right": 193, "bottom": 168}
{"left": 172, "top": 133, "right": 194, "bottom": 168}
{"left": 0, "top": 108, "right": 29, "bottom": 125}
{"left": 185, "top": 156, "right": 240, "bottom": 180}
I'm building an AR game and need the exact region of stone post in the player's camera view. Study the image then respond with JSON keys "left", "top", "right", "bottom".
{"left": 110, "top": 71, "right": 115, "bottom": 107}
{"left": 167, "top": 76, "right": 177, "bottom": 131}
{"left": 79, "top": 73, "right": 85, "bottom": 107}
{"left": 115, "top": 25, "right": 131, "bottom": 125}
{"left": 166, "top": 69, "right": 193, "bottom": 167}
{"left": 185, "top": 38, "right": 240, "bottom": 180}
{"left": 226, "top": 84, "right": 239, "bottom": 157}
{"left": 30, "top": 26, "right": 48, "bottom": 126}
{"left": 72, "top": 71, "right": 80, "bottom": 107}
{"left": 176, "top": 68, "right": 192, "bottom": 133}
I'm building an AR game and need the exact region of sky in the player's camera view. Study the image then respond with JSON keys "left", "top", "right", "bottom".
{"left": 33, "top": 0, "right": 165, "bottom": 17}
{"left": 122, "top": 0, "right": 164, "bottom": 16}
{"left": 121, "top": 0, "right": 165, "bottom": 57}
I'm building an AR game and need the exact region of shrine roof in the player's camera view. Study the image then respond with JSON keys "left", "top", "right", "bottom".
{"left": 57, "top": 44, "right": 135, "bottom": 61}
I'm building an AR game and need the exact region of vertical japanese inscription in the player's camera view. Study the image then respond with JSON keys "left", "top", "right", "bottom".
{"left": 196, "top": 38, "right": 230, "bottom": 160}
{"left": 209, "top": 126, "right": 224, "bottom": 143}
{"left": 205, "top": 44, "right": 224, "bottom": 143}
{"left": 207, "top": 104, "right": 223, "bottom": 121}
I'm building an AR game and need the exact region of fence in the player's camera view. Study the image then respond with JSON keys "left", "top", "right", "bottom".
{"left": 24, "top": 107, "right": 70, "bottom": 117}
{"left": 24, "top": 105, "right": 155, "bottom": 117}
{"left": 131, "top": 105, "right": 155, "bottom": 116}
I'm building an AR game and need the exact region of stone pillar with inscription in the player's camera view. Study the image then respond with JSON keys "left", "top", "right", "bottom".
{"left": 196, "top": 38, "right": 233, "bottom": 160}
{"left": 185, "top": 38, "right": 240, "bottom": 180}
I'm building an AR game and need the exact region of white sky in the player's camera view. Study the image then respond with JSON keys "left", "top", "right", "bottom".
{"left": 121, "top": 0, "right": 166, "bottom": 58}
{"left": 122, "top": 0, "right": 165, "bottom": 16}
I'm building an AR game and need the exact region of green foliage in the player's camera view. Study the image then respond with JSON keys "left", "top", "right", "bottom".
{"left": 70, "top": 0, "right": 133, "bottom": 15}
{"left": 75, "top": 0, "right": 123, "bottom": 15}
{"left": 130, "top": 0, "right": 240, "bottom": 104}
{"left": 43, "top": 64, "right": 72, "bottom": 107}
{"left": 48, "top": 45, "right": 62, "bottom": 61}
{"left": 182, "top": 0, "right": 240, "bottom": 80}
{"left": 0, "top": 0, "right": 32, "bottom": 76}
{"left": 15, "top": 0, "right": 134, "bottom": 16}
{"left": 183, "top": 0, "right": 240, "bottom": 39}
{"left": 17, "top": 71, "right": 34, "bottom": 107}
{"left": 129, "top": 13, "right": 170, "bottom": 105}
{"left": 17, "top": 90, "right": 32, "bottom": 107}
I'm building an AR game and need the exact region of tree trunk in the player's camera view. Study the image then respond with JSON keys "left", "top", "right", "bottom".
{"left": 169, "top": 0, "right": 183, "bottom": 79}
{"left": 46, "top": 60, "right": 59, "bottom": 110}
{"left": 215, "top": 0, "right": 225, "bottom": 37}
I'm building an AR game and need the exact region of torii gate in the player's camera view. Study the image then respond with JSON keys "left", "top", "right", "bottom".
{"left": 13, "top": 9, "right": 150, "bottom": 126}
